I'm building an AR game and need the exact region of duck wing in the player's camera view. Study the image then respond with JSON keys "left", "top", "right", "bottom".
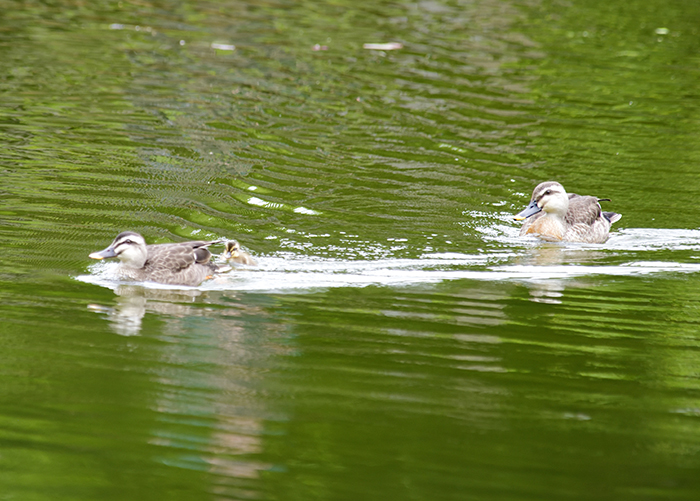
{"left": 564, "top": 194, "right": 602, "bottom": 227}
{"left": 146, "top": 240, "right": 220, "bottom": 272}
{"left": 567, "top": 194, "right": 621, "bottom": 226}
{"left": 564, "top": 194, "right": 620, "bottom": 243}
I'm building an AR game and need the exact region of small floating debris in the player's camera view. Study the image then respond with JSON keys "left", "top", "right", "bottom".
{"left": 211, "top": 43, "right": 236, "bottom": 51}
{"left": 655, "top": 27, "right": 669, "bottom": 35}
{"left": 108, "top": 23, "right": 154, "bottom": 33}
{"left": 363, "top": 42, "right": 403, "bottom": 51}
{"left": 312, "top": 44, "right": 329, "bottom": 51}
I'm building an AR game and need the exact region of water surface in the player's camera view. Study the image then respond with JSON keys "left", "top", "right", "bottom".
{"left": 2, "top": 0, "right": 700, "bottom": 499}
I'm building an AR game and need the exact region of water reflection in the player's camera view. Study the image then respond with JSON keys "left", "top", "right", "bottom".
{"left": 510, "top": 244, "right": 613, "bottom": 304}
{"left": 151, "top": 330, "right": 276, "bottom": 492}
{"left": 88, "top": 286, "right": 210, "bottom": 336}
{"left": 4, "top": 0, "right": 700, "bottom": 498}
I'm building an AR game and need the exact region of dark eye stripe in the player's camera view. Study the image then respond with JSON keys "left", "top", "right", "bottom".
{"left": 537, "top": 189, "right": 556, "bottom": 201}
{"left": 114, "top": 241, "right": 135, "bottom": 253}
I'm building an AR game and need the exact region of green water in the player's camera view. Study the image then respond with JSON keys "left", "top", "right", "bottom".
{"left": 2, "top": 0, "right": 700, "bottom": 499}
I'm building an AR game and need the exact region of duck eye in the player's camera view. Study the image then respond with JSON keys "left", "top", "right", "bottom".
{"left": 124, "top": 239, "right": 132, "bottom": 244}
{"left": 544, "top": 190, "right": 551, "bottom": 195}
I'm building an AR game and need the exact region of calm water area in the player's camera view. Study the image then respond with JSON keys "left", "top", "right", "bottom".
{"left": 2, "top": 0, "right": 700, "bottom": 499}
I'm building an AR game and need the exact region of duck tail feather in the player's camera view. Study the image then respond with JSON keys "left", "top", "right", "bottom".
{"left": 603, "top": 212, "right": 622, "bottom": 224}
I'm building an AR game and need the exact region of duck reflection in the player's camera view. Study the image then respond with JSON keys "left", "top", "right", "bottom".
{"left": 526, "top": 282, "right": 566, "bottom": 305}
{"left": 510, "top": 244, "right": 614, "bottom": 304}
{"left": 89, "top": 283, "right": 283, "bottom": 484}
{"left": 88, "top": 285, "right": 229, "bottom": 336}
{"left": 515, "top": 243, "right": 609, "bottom": 267}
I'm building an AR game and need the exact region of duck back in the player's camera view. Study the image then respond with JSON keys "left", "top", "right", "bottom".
{"left": 120, "top": 240, "right": 220, "bottom": 286}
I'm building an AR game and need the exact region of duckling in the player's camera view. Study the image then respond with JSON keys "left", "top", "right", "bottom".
{"left": 514, "top": 181, "right": 621, "bottom": 243}
{"left": 222, "top": 240, "right": 257, "bottom": 266}
{"left": 89, "top": 231, "right": 225, "bottom": 286}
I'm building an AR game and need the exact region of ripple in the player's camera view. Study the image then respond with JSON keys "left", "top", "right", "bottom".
{"left": 76, "top": 251, "right": 700, "bottom": 293}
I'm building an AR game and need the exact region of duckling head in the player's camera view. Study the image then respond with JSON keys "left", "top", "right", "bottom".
{"left": 514, "top": 181, "right": 569, "bottom": 220}
{"left": 89, "top": 231, "right": 148, "bottom": 268}
{"left": 222, "top": 240, "right": 241, "bottom": 260}
{"left": 222, "top": 240, "right": 258, "bottom": 266}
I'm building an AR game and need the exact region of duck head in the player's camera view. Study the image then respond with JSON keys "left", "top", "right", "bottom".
{"left": 222, "top": 240, "right": 241, "bottom": 260}
{"left": 89, "top": 231, "right": 148, "bottom": 268}
{"left": 222, "top": 240, "right": 258, "bottom": 266}
{"left": 514, "top": 181, "right": 569, "bottom": 220}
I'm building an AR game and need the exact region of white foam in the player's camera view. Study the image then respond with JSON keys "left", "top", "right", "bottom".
{"left": 75, "top": 251, "right": 700, "bottom": 293}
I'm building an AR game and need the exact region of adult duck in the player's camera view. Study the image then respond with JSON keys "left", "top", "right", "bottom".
{"left": 89, "top": 231, "right": 225, "bottom": 286}
{"left": 514, "top": 181, "right": 621, "bottom": 243}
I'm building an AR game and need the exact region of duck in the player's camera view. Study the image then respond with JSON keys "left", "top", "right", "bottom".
{"left": 89, "top": 231, "right": 226, "bottom": 286}
{"left": 514, "top": 181, "right": 621, "bottom": 243}
{"left": 222, "top": 240, "right": 258, "bottom": 266}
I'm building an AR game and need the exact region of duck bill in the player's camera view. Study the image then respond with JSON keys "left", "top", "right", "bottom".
{"left": 514, "top": 200, "right": 542, "bottom": 221}
{"left": 89, "top": 247, "right": 118, "bottom": 260}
